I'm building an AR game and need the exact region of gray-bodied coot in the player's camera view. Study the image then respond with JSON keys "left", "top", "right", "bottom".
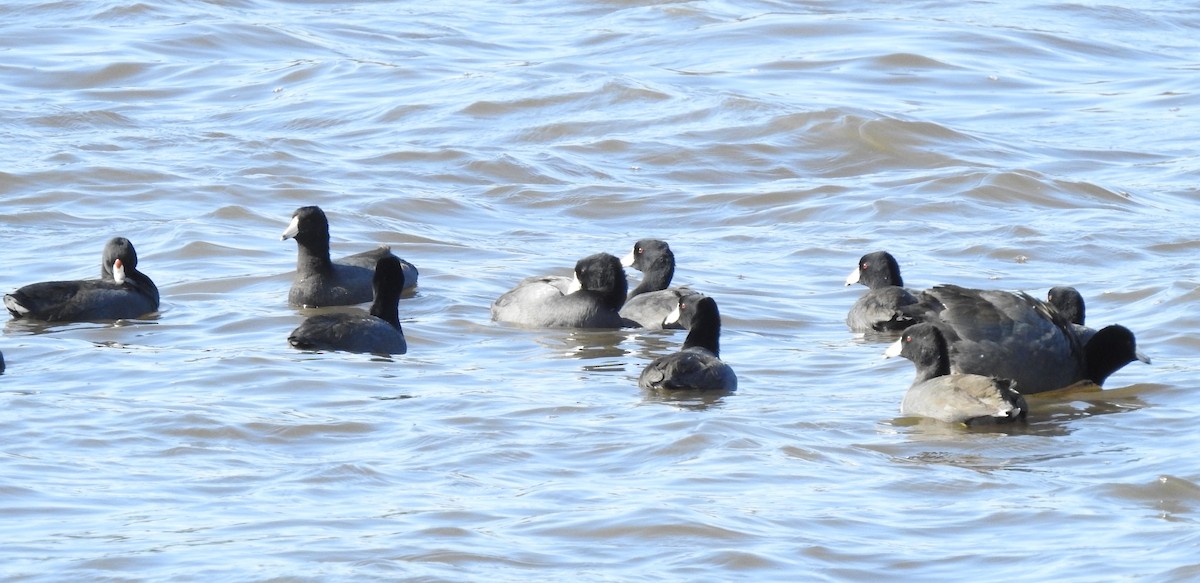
{"left": 288, "top": 256, "right": 408, "bottom": 355}
{"left": 5, "top": 237, "right": 159, "bottom": 322}
{"left": 282, "top": 206, "right": 418, "bottom": 307}
{"left": 886, "top": 322, "right": 1026, "bottom": 425}
{"left": 902, "top": 284, "right": 1148, "bottom": 394}
{"left": 639, "top": 295, "right": 737, "bottom": 392}
{"left": 491, "top": 252, "right": 628, "bottom": 328}
{"left": 845, "top": 250, "right": 919, "bottom": 333}
{"left": 618, "top": 239, "right": 700, "bottom": 330}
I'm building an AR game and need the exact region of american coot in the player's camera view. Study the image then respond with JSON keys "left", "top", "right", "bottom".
{"left": 281, "top": 206, "right": 418, "bottom": 308}
{"left": 1046, "top": 285, "right": 1098, "bottom": 343}
{"left": 845, "top": 251, "right": 919, "bottom": 333}
{"left": 902, "top": 284, "right": 1148, "bottom": 394}
{"left": 0, "top": 350, "right": 5, "bottom": 374}
{"left": 1047, "top": 286, "right": 1085, "bottom": 327}
{"left": 639, "top": 296, "right": 737, "bottom": 392}
{"left": 100, "top": 238, "right": 126, "bottom": 280}
{"left": 492, "top": 253, "right": 628, "bottom": 328}
{"left": 288, "top": 256, "right": 408, "bottom": 355}
{"left": 885, "top": 322, "right": 1027, "bottom": 425}
{"left": 4, "top": 237, "right": 159, "bottom": 322}
{"left": 1046, "top": 285, "right": 1152, "bottom": 368}
{"left": 618, "top": 239, "right": 698, "bottom": 330}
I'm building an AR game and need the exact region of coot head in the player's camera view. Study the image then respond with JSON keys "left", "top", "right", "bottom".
{"left": 101, "top": 237, "right": 140, "bottom": 280}
{"left": 846, "top": 251, "right": 904, "bottom": 289}
{"left": 1085, "top": 324, "right": 1150, "bottom": 385}
{"left": 622, "top": 239, "right": 675, "bottom": 297}
{"left": 280, "top": 206, "right": 331, "bottom": 249}
{"left": 667, "top": 295, "right": 722, "bottom": 356}
{"left": 885, "top": 322, "right": 952, "bottom": 383}
{"left": 576, "top": 252, "right": 628, "bottom": 309}
{"left": 1047, "top": 286, "right": 1085, "bottom": 325}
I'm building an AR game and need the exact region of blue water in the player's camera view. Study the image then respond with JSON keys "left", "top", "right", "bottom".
{"left": 1, "top": 1, "right": 1199, "bottom": 580}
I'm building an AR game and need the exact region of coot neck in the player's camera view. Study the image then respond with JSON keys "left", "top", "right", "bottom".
{"left": 370, "top": 292, "right": 402, "bottom": 329}
{"left": 598, "top": 286, "right": 627, "bottom": 311}
{"left": 295, "top": 233, "right": 334, "bottom": 272}
{"left": 683, "top": 305, "right": 721, "bottom": 357}
{"left": 629, "top": 256, "right": 674, "bottom": 298}
{"left": 909, "top": 327, "right": 951, "bottom": 384}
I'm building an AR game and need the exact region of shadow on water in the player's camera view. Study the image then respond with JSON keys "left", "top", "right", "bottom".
{"left": 878, "top": 381, "right": 1157, "bottom": 437}
{"left": 534, "top": 328, "right": 633, "bottom": 361}
{"left": 640, "top": 386, "right": 734, "bottom": 411}
{"left": 4, "top": 316, "right": 160, "bottom": 336}
{"left": 532, "top": 326, "right": 691, "bottom": 363}
{"left": 1024, "top": 381, "right": 1157, "bottom": 426}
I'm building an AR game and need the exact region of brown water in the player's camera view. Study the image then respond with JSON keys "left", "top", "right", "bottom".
{"left": 2, "top": 1, "right": 1199, "bottom": 580}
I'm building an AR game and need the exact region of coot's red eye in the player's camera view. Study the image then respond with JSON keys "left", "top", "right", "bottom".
{"left": 862, "top": 262, "right": 869, "bottom": 270}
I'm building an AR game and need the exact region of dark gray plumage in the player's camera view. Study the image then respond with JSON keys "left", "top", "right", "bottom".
{"left": 288, "top": 256, "right": 408, "bottom": 355}
{"left": 639, "top": 296, "right": 737, "bottom": 392}
{"left": 618, "top": 239, "right": 696, "bottom": 329}
{"left": 4, "top": 237, "right": 159, "bottom": 322}
{"left": 902, "top": 284, "right": 1148, "bottom": 394}
{"left": 845, "top": 250, "right": 919, "bottom": 333}
{"left": 491, "top": 253, "right": 628, "bottom": 328}
{"left": 1047, "top": 285, "right": 1152, "bottom": 368}
{"left": 282, "top": 206, "right": 418, "bottom": 308}
{"left": 1047, "top": 285, "right": 1096, "bottom": 348}
{"left": 1047, "top": 286, "right": 1086, "bottom": 327}
{"left": 886, "top": 323, "right": 1026, "bottom": 425}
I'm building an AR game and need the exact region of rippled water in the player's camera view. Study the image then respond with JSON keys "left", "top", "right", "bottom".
{"left": 2, "top": 0, "right": 1199, "bottom": 580}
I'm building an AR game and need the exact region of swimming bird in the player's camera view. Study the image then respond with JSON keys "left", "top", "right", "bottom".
{"left": 287, "top": 256, "right": 408, "bottom": 355}
{"left": 845, "top": 250, "right": 919, "bottom": 333}
{"left": 1047, "top": 286, "right": 1086, "bottom": 327}
{"left": 491, "top": 253, "right": 628, "bottom": 328}
{"left": 4, "top": 237, "right": 159, "bottom": 322}
{"left": 885, "top": 322, "right": 1026, "bottom": 425}
{"left": 639, "top": 295, "right": 737, "bottom": 392}
{"left": 281, "top": 205, "right": 418, "bottom": 307}
{"left": 901, "top": 284, "right": 1148, "bottom": 394}
{"left": 618, "top": 239, "right": 699, "bottom": 329}
{"left": 1046, "top": 285, "right": 1152, "bottom": 368}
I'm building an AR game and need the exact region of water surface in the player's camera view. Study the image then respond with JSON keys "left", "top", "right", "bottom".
{"left": 2, "top": 1, "right": 1199, "bottom": 580}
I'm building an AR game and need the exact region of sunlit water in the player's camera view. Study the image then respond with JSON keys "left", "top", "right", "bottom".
{"left": 2, "top": 1, "right": 1199, "bottom": 580}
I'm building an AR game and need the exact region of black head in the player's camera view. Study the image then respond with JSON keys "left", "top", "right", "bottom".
{"left": 101, "top": 237, "right": 139, "bottom": 278}
{"left": 1085, "top": 324, "right": 1149, "bottom": 385}
{"left": 373, "top": 256, "right": 405, "bottom": 295}
{"left": 1047, "top": 286, "right": 1085, "bottom": 326}
{"left": 370, "top": 256, "right": 405, "bottom": 326}
{"left": 890, "top": 322, "right": 951, "bottom": 382}
{"left": 626, "top": 239, "right": 673, "bottom": 272}
{"left": 849, "top": 251, "right": 904, "bottom": 289}
{"left": 575, "top": 253, "right": 628, "bottom": 309}
{"left": 281, "top": 206, "right": 331, "bottom": 245}
{"left": 625, "top": 239, "right": 675, "bottom": 297}
{"left": 671, "top": 291, "right": 709, "bottom": 327}
{"left": 679, "top": 295, "right": 722, "bottom": 356}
